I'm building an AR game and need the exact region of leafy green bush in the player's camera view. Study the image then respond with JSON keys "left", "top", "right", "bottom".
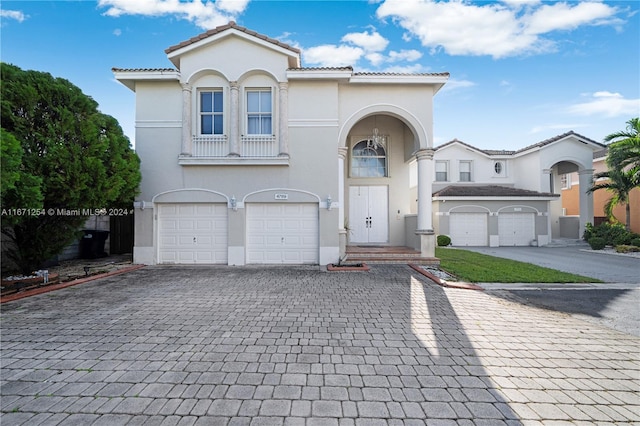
{"left": 437, "top": 235, "right": 451, "bottom": 247}
{"left": 588, "top": 237, "right": 606, "bottom": 250}
{"left": 631, "top": 238, "right": 640, "bottom": 247}
{"left": 583, "top": 222, "right": 636, "bottom": 246}
{"left": 616, "top": 245, "right": 640, "bottom": 253}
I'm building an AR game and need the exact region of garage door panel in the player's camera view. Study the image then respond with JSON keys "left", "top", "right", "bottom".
{"left": 450, "top": 213, "right": 488, "bottom": 247}
{"left": 499, "top": 213, "right": 535, "bottom": 246}
{"left": 158, "top": 203, "right": 228, "bottom": 264}
{"left": 246, "top": 203, "right": 318, "bottom": 264}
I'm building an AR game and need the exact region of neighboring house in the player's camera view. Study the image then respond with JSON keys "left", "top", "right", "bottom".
{"left": 422, "top": 132, "right": 605, "bottom": 247}
{"left": 562, "top": 149, "right": 640, "bottom": 234}
{"left": 113, "top": 22, "right": 448, "bottom": 265}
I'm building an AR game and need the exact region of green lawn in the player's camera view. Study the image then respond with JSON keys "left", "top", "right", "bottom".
{"left": 435, "top": 248, "right": 602, "bottom": 283}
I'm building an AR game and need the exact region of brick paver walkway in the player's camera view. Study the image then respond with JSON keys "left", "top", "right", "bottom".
{"left": 1, "top": 265, "right": 638, "bottom": 425}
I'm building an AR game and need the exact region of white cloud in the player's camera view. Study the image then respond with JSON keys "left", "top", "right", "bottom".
{"left": 567, "top": 91, "right": 640, "bottom": 118}
{"left": 439, "top": 78, "right": 476, "bottom": 93}
{"left": 303, "top": 44, "right": 364, "bottom": 67}
{"left": 0, "top": 9, "right": 27, "bottom": 22}
{"left": 530, "top": 123, "right": 587, "bottom": 134}
{"left": 341, "top": 30, "right": 389, "bottom": 52}
{"left": 113, "top": 28, "right": 122, "bottom": 36}
{"left": 97, "top": 0, "right": 249, "bottom": 30}
{"left": 387, "top": 49, "right": 422, "bottom": 62}
{"left": 376, "top": 0, "right": 621, "bottom": 58}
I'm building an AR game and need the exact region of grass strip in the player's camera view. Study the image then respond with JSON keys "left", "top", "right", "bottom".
{"left": 435, "top": 248, "right": 602, "bottom": 283}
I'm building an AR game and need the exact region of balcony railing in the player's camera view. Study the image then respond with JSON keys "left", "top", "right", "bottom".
{"left": 190, "top": 135, "right": 278, "bottom": 158}
{"left": 182, "top": 135, "right": 286, "bottom": 165}
{"left": 241, "top": 135, "right": 277, "bottom": 157}
{"left": 192, "top": 135, "right": 228, "bottom": 157}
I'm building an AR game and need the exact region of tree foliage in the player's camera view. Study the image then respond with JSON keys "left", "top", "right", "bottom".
{"left": 587, "top": 117, "right": 640, "bottom": 231}
{"left": 1, "top": 63, "right": 140, "bottom": 273}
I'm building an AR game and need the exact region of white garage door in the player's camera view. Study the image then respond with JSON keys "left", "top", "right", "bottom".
{"left": 499, "top": 213, "right": 535, "bottom": 246}
{"left": 158, "top": 203, "right": 228, "bottom": 264}
{"left": 449, "top": 213, "right": 488, "bottom": 246}
{"left": 246, "top": 203, "right": 318, "bottom": 264}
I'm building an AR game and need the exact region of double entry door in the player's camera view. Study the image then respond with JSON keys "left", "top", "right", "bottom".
{"left": 348, "top": 186, "right": 388, "bottom": 244}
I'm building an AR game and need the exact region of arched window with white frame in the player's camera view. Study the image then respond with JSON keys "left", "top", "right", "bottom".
{"left": 351, "top": 139, "right": 387, "bottom": 177}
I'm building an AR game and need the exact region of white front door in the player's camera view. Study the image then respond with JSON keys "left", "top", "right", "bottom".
{"left": 349, "top": 186, "right": 388, "bottom": 244}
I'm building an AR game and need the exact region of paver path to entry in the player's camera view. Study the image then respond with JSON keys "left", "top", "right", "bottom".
{"left": 1, "top": 265, "right": 639, "bottom": 425}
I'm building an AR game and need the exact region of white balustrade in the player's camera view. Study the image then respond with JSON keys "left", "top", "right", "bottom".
{"left": 192, "top": 135, "right": 228, "bottom": 157}
{"left": 241, "top": 135, "right": 278, "bottom": 157}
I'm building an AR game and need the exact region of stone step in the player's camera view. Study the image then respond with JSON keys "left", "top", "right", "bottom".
{"left": 345, "top": 256, "right": 440, "bottom": 266}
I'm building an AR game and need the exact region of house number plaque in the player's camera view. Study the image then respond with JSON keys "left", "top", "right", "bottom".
{"left": 275, "top": 194, "right": 288, "bottom": 200}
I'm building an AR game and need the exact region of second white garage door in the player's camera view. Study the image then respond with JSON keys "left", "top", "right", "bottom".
{"left": 449, "top": 213, "right": 488, "bottom": 246}
{"left": 158, "top": 203, "right": 228, "bottom": 264}
{"left": 499, "top": 213, "right": 536, "bottom": 246}
{"left": 246, "top": 203, "right": 319, "bottom": 264}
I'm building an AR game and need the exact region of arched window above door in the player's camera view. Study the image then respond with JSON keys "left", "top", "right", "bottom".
{"left": 351, "top": 139, "right": 387, "bottom": 177}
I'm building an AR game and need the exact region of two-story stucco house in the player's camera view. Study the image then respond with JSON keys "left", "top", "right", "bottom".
{"left": 113, "top": 22, "right": 449, "bottom": 266}
{"left": 427, "top": 132, "right": 605, "bottom": 247}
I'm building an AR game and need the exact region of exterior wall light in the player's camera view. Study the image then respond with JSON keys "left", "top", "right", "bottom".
{"left": 326, "top": 195, "right": 332, "bottom": 211}
{"left": 230, "top": 196, "right": 237, "bottom": 211}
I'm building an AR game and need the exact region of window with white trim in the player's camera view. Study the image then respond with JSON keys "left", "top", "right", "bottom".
{"left": 494, "top": 161, "right": 506, "bottom": 177}
{"left": 199, "top": 90, "right": 223, "bottom": 135}
{"left": 561, "top": 174, "right": 571, "bottom": 189}
{"left": 435, "top": 161, "right": 448, "bottom": 182}
{"left": 459, "top": 161, "right": 472, "bottom": 182}
{"left": 351, "top": 139, "right": 387, "bottom": 177}
{"left": 246, "top": 89, "right": 272, "bottom": 135}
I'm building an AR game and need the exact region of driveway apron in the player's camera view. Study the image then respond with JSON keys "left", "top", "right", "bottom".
{"left": 1, "top": 266, "right": 638, "bottom": 425}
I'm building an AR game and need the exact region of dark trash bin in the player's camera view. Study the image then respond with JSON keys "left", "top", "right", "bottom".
{"left": 79, "top": 230, "right": 110, "bottom": 259}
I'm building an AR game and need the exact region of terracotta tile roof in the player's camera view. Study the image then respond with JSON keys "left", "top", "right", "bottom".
{"left": 353, "top": 71, "right": 450, "bottom": 77}
{"left": 287, "top": 66, "right": 354, "bottom": 71}
{"left": 515, "top": 130, "right": 605, "bottom": 154}
{"left": 112, "top": 67, "right": 177, "bottom": 73}
{"left": 433, "top": 185, "right": 559, "bottom": 198}
{"left": 165, "top": 21, "right": 300, "bottom": 55}
{"left": 436, "top": 131, "right": 605, "bottom": 156}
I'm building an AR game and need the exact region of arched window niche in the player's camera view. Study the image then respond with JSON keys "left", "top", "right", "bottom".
{"left": 351, "top": 139, "right": 388, "bottom": 178}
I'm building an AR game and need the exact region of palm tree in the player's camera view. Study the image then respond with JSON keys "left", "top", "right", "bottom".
{"left": 604, "top": 117, "right": 640, "bottom": 182}
{"left": 587, "top": 168, "right": 637, "bottom": 230}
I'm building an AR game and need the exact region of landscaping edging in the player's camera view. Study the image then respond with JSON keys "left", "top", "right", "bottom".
{"left": 408, "top": 264, "right": 483, "bottom": 290}
{"left": 1, "top": 264, "right": 145, "bottom": 303}
{"left": 326, "top": 263, "right": 370, "bottom": 272}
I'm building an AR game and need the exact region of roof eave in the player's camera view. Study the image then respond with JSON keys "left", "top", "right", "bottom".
{"left": 112, "top": 69, "right": 181, "bottom": 91}
{"left": 432, "top": 195, "right": 559, "bottom": 201}
{"left": 286, "top": 69, "right": 353, "bottom": 80}
{"left": 349, "top": 74, "right": 449, "bottom": 86}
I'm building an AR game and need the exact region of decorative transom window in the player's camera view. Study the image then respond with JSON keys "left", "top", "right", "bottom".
{"left": 199, "top": 90, "right": 223, "bottom": 135}
{"left": 247, "top": 89, "right": 272, "bottom": 135}
{"left": 351, "top": 140, "right": 387, "bottom": 177}
{"left": 459, "top": 161, "right": 472, "bottom": 182}
{"left": 435, "top": 161, "right": 448, "bottom": 182}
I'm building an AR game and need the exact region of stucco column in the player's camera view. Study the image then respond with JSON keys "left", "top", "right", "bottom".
{"left": 579, "top": 169, "right": 595, "bottom": 238}
{"left": 278, "top": 82, "right": 289, "bottom": 157}
{"left": 416, "top": 148, "right": 435, "bottom": 257}
{"left": 181, "top": 83, "right": 192, "bottom": 156}
{"left": 229, "top": 81, "right": 240, "bottom": 156}
{"left": 338, "top": 147, "right": 348, "bottom": 257}
{"left": 542, "top": 168, "right": 553, "bottom": 193}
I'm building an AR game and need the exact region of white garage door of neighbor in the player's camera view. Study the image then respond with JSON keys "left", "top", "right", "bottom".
{"left": 499, "top": 212, "right": 536, "bottom": 246}
{"left": 449, "top": 213, "right": 488, "bottom": 246}
{"left": 158, "top": 203, "right": 228, "bottom": 264}
{"left": 246, "top": 203, "right": 319, "bottom": 264}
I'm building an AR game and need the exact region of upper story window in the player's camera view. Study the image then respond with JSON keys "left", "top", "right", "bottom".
{"left": 561, "top": 174, "right": 571, "bottom": 189}
{"left": 247, "top": 89, "right": 272, "bottom": 135}
{"left": 351, "top": 140, "right": 387, "bottom": 177}
{"left": 199, "top": 90, "right": 223, "bottom": 135}
{"left": 459, "top": 161, "right": 472, "bottom": 182}
{"left": 494, "top": 161, "right": 506, "bottom": 177}
{"left": 435, "top": 161, "right": 448, "bottom": 182}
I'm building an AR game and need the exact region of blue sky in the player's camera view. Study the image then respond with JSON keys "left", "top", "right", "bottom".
{"left": 1, "top": 0, "right": 639, "bottom": 150}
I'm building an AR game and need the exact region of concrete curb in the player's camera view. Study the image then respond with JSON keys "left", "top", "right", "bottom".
{"left": 408, "top": 264, "right": 484, "bottom": 290}
{"left": 1, "top": 264, "right": 146, "bottom": 303}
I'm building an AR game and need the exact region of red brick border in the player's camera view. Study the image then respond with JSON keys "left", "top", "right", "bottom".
{"left": 408, "top": 264, "right": 483, "bottom": 291}
{"left": 1, "top": 264, "right": 146, "bottom": 303}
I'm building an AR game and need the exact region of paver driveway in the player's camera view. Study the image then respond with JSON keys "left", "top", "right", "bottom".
{"left": 1, "top": 265, "right": 639, "bottom": 425}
